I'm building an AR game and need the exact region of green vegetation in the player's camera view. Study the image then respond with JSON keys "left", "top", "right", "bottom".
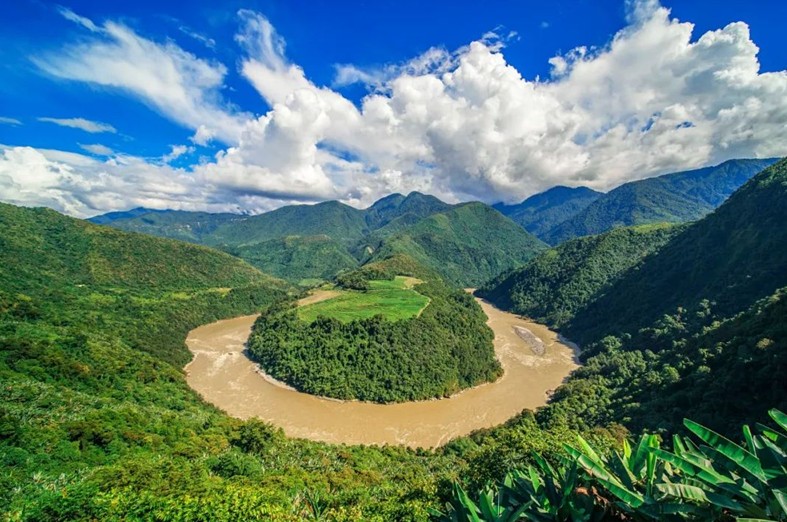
{"left": 368, "top": 202, "right": 547, "bottom": 286}
{"left": 478, "top": 224, "right": 681, "bottom": 328}
{"left": 482, "top": 159, "right": 787, "bottom": 438}
{"left": 440, "top": 409, "right": 787, "bottom": 521}
{"left": 91, "top": 193, "right": 545, "bottom": 287}
{"left": 494, "top": 186, "right": 601, "bottom": 241}
{"left": 299, "top": 277, "right": 430, "bottom": 323}
{"left": 248, "top": 274, "right": 501, "bottom": 402}
{"left": 544, "top": 158, "right": 778, "bottom": 244}
{"left": 227, "top": 235, "right": 359, "bottom": 285}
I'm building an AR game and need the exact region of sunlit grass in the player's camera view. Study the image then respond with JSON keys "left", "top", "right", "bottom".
{"left": 298, "top": 276, "right": 430, "bottom": 323}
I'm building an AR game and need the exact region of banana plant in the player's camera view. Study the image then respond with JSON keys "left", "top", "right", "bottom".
{"left": 654, "top": 409, "right": 787, "bottom": 521}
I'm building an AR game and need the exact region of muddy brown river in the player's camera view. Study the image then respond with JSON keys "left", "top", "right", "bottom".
{"left": 184, "top": 292, "right": 579, "bottom": 448}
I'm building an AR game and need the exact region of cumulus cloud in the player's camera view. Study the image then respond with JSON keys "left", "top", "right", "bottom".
{"left": 6, "top": 1, "right": 786, "bottom": 216}
{"left": 162, "top": 144, "right": 194, "bottom": 163}
{"left": 39, "top": 117, "right": 116, "bottom": 133}
{"left": 35, "top": 11, "right": 248, "bottom": 144}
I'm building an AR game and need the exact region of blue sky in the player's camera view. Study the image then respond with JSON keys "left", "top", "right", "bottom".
{"left": 0, "top": 0, "right": 785, "bottom": 216}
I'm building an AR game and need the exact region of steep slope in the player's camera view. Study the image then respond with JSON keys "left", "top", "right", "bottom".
{"left": 228, "top": 235, "right": 359, "bottom": 285}
{"left": 567, "top": 157, "right": 787, "bottom": 343}
{"left": 544, "top": 158, "right": 779, "bottom": 244}
{"left": 494, "top": 186, "right": 601, "bottom": 240}
{"left": 370, "top": 202, "right": 547, "bottom": 286}
{"left": 477, "top": 223, "right": 681, "bottom": 328}
{"left": 0, "top": 203, "right": 289, "bottom": 364}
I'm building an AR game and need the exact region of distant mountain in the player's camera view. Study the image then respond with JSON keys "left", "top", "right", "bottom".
{"left": 89, "top": 208, "right": 240, "bottom": 243}
{"left": 494, "top": 186, "right": 601, "bottom": 241}
{"left": 368, "top": 202, "right": 547, "bottom": 286}
{"left": 477, "top": 223, "right": 681, "bottom": 327}
{"left": 543, "top": 158, "right": 779, "bottom": 244}
{"left": 364, "top": 191, "right": 452, "bottom": 231}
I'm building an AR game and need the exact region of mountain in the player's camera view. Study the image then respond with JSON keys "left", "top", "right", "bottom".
{"left": 364, "top": 191, "right": 453, "bottom": 230}
{"left": 494, "top": 186, "right": 601, "bottom": 240}
{"left": 543, "top": 158, "right": 779, "bottom": 244}
{"left": 89, "top": 194, "right": 542, "bottom": 286}
{"left": 566, "top": 157, "right": 787, "bottom": 343}
{"left": 368, "top": 202, "right": 547, "bottom": 286}
{"left": 228, "top": 235, "right": 359, "bottom": 285}
{"left": 206, "top": 200, "right": 369, "bottom": 246}
{"left": 477, "top": 223, "right": 681, "bottom": 328}
{"left": 479, "top": 159, "right": 787, "bottom": 435}
{"left": 89, "top": 208, "right": 240, "bottom": 243}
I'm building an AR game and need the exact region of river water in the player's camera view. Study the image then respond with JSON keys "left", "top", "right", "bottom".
{"left": 184, "top": 293, "right": 579, "bottom": 448}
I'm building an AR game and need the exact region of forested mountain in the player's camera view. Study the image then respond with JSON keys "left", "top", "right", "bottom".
{"left": 494, "top": 186, "right": 601, "bottom": 240}
{"left": 481, "top": 158, "right": 787, "bottom": 436}
{"left": 544, "top": 158, "right": 778, "bottom": 244}
{"left": 367, "top": 202, "right": 547, "bottom": 286}
{"left": 477, "top": 223, "right": 681, "bottom": 328}
{"left": 567, "top": 157, "right": 787, "bottom": 343}
{"left": 90, "top": 194, "right": 542, "bottom": 286}
{"left": 363, "top": 191, "right": 452, "bottom": 230}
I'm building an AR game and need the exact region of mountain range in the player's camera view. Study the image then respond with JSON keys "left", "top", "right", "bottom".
{"left": 92, "top": 192, "right": 547, "bottom": 286}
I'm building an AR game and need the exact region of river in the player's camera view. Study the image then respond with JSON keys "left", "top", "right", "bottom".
{"left": 184, "top": 292, "right": 579, "bottom": 448}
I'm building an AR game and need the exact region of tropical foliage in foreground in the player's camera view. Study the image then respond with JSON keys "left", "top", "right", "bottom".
{"left": 438, "top": 409, "right": 787, "bottom": 521}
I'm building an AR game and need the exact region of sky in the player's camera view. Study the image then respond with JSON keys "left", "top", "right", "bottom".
{"left": 0, "top": 0, "right": 785, "bottom": 217}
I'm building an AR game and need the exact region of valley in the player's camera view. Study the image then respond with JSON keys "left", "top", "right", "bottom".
{"left": 184, "top": 292, "right": 579, "bottom": 447}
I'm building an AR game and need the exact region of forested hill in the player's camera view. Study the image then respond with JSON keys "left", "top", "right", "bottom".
{"left": 477, "top": 223, "right": 681, "bottom": 328}
{"left": 367, "top": 202, "right": 547, "bottom": 286}
{"left": 478, "top": 159, "right": 787, "bottom": 435}
{"left": 567, "top": 157, "right": 787, "bottom": 343}
{"left": 0, "top": 202, "right": 290, "bottom": 364}
{"left": 493, "top": 186, "right": 601, "bottom": 241}
{"left": 543, "top": 157, "right": 779, "bottom": 244}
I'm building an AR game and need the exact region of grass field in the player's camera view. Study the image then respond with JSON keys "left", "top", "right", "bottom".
{"left": 298, "top": 276, "right": 430, "bottom": 323}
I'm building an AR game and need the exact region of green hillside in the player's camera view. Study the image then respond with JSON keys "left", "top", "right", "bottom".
{"left": 478, "top": 159, "right": 787, "bottom": 436}
{"left": 250, "top": 266, "right": 501, "bottom": 402}
{"left": 88, "top": 208, "right": 240, "bottom": 243}
{"left": 477, "top": 223, "right": 681, "bottom": 327}
{"left": 369, "top": 202, "right": 547, "bottom": 286}
{"left": 227, "top": 235, "right": 359, "bottom": 285}
{"left": 494, "top": 186, "right": 601, "bottom": 240}
{"left": 544, "top": 158, "right": 778, "bottom": 244}
{"left": 363, "top": 191, "right": 452, "bottom": 230}
{"left": 568, "top": 157, "right": 787, "bottom": 343}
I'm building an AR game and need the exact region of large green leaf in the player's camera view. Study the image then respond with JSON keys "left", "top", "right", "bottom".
{"left": 684, "top": 418, "right": 766, "bottom": 482}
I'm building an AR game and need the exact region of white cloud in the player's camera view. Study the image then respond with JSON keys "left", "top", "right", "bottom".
{"left": 0, "top": 117, "right": 21, "bottom": 126}
{"left": 39, "top": 117, "right": 116, "bottom": 133}
{"left": 162, "top": 144, "right": 194, "bottom": 163}
{"left": 57, "top": 6, "right": 99, "bottom": 32}
{"left": 215, "top": 4, "right": 787, "bottom": 206}
{"left": 79, "top": 143, "right": 114, "bottom": 156}
{"left": 34, "top": 14, "right": 247, "bottom": 144}
{"left": 5, "top": 2, "right": 786, "bottom": 216}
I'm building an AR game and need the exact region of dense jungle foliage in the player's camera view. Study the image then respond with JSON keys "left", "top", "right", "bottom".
{"left": 544, "top": 158, "right": 778, "bottom": 244}
{"left": 477, "top": 224, "right": 681, "bottom": 328}
{"left": 248, "top": 276, "right": 502, "bottom": 402}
